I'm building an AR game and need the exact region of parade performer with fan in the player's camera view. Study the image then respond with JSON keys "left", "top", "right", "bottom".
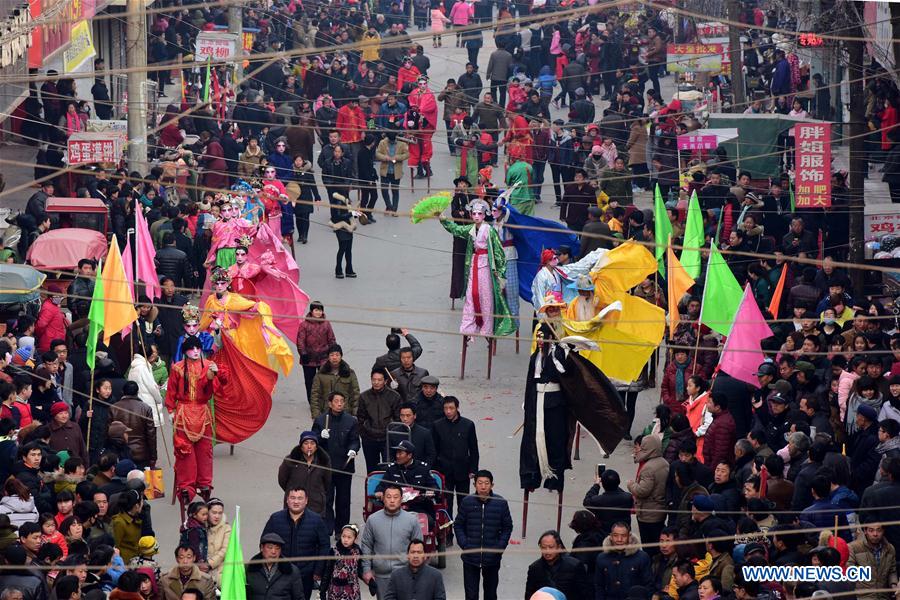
{"left": 200, "top": 268, "right": 294, "bottom": 375}
{"left": 173, "top": 304, "right": 215, "bottom": 362}
{"left": 166, "top": 336, "right": 224, "bottom": 510}
{"left": 531, "top": 247, "right": 607, "bottom": 310}
{"left": 437, "top": 198, "right": 515, "bottom": 338}
{"left": 227, "top": 235, "right": 262, "bottom": 297}
{"left": 520, "top": 298, "right": 627, "bottom": 493}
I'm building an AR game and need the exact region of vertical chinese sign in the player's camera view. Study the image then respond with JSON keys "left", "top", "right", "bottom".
{"left": 794, "top": 123, "right": 831, "bottom": 208}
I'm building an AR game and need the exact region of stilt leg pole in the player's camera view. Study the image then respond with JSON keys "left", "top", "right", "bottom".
{"left": 460, "top": 336, "right": 468, "bottom": 380}
{"left": 556, "top": 490, "right": 563, "bottom": 531}
{"left": 487, "top": 338, "right": 494, "bottom": 379}
{"left": 574, "top": 423, "right": 581, "bottom": 460}
{"left": 522, "top": 490, "right": 530, "bottom": 538}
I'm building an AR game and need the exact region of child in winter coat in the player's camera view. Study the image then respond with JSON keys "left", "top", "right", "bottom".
{"left": 40, "top": 513, "right": 68, "bottom": 557}
{"left": 179, "top": 502, "right": 209, "bottom": 569}
{"left": 321, "top": 524, "right": 365, "bottom": 600}
{"left": 430, "top": 4, "right": 450, "bottom": 47}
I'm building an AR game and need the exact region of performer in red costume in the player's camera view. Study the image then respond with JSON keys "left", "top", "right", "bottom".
{"left": 407, "top": 76, "right": 438, "bottom": 179}
{"left": 165, "top": 337, "right": 226, "bottom": 512}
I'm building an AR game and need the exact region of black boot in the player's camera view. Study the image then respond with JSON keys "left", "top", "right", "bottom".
{"left": 416, "top": 165, "right": 425, "bottom": 179}
{"left": 425, "top": 162, "right": 433, "bottom": 177}
{"left": 198, "top": 487, "right": 212, "bottom": 503}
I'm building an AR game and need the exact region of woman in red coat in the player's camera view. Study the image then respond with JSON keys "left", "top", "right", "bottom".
{"left": 881, "top": 97, "right": 899, "bottom": 152}
{"left": 295, "top": 301, "right": 337, "bottom": 404}
{"left": 34, "top": 288, "right": 68, "bottom": 354}
{"left": 200, "top": 132, "right": 228, "bottom": 192}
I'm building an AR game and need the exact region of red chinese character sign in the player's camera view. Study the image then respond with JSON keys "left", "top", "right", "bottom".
{"left": 794, "top": 123, "right": 831, "bottom": 208}
{"left": 195, "top": 32, "right": 239, "bottom": 61}
{"left": 67, "top": 132, "right": 124, "bottom": 165}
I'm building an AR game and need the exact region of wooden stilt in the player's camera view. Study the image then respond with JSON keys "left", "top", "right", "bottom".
{"left": 230, "top": 444, "right": 234, "bottom": 456}
{"left": 409, "top": 167, "right": 415, "bottom": 191}
{"left": 556, "top": 491, "right": 564, "bottom": 531}
{"left": 574, "top": 424, "right": 581, "bottom": 460}
{"left": 515, "top": 327, "right": 520, "bottom": 355}
{"left": 460, "top": 336, "right": 468, "bottom": 380}
{"left": 451, "top": 298, "right": 455, "bottom": 310}
{"left": 486, "top": 338, "right": 494, "bottom": 379}
{"left": 522, "top": 490, "right": 530, "bottom": 538}
{"left": 493, "top": 336, "right": 498, "bottom": 356}
{"left": 427, "top": 171, "right": 431, "bottom": 194}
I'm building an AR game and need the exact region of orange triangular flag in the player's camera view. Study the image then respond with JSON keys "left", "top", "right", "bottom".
{"left": 102, "top": 235, "right": 138, "bottom": 344}
{"left": 767, "top": 264, "right": 789, "bottom": 318}
{"left": 667, "top": 243, "right": 696, "bottom": 337}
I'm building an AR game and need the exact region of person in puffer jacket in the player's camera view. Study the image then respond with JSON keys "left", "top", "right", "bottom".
{"left": 625, "top": 435, "right": 669, "bottom": 557}
{"left": 593, "top": 522, "right": 654, "bottom": 600}
{"left": 454, "top": 470, "right": 513, "bottom": 598}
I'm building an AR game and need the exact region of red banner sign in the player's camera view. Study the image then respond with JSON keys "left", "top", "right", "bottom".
{"left": 67, "top": 137, "right": 118, "bottom": 164}
{"left": 794, "top": 123, "right": 831, "bottom": 208}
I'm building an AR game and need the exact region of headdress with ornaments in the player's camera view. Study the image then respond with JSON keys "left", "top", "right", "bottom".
{"left": 466, "top": 198, "right": 490, "bottom": 214}
{"left": 227, "top": 194, "right": 244, "bottom": 210}
{"left": 236, "top": 235, "right": 253, "bottom": 250}
{"left": 231, "top": 180, "right": 257, "bottom": 197}
{"left": 540, "top": 248, "right": 558, "bottom": 266}
{"left": 210, "top": 267, "right": 232, "bottom": 284}
{"left": 537, "top": 291, "right": 567, "bottom": 313}
{"left": 181, "top": 304, "right": 201, "bottom": 324}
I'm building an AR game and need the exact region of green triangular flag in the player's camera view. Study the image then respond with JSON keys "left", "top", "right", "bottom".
{"left": 202, "top": 58, "right": 211, "bottom": 104}
{"left": 220, "top": 507, "right": 246, "bottom": 600}
{"left": 653, "top": 184, "right": 673, "bottom": 277}
{"left": 85, "top": 260, "right": 104, "bottom": 370}
{"left": 680, "top": 191, "right": 704, "bottom": 279}
{"left": 699, "top": 243, "right": 744, "bottom": 336}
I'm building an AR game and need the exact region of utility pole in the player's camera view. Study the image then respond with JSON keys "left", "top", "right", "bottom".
{"left": 229, "top": 4, "right": 243, "bottom": 80}
{"left": 726, "top": 0, "right": 746, "bottom": 109}
{"left": 125, "top": 0, "right": 147, "bottom": 172}
{"left": 847, "top": 2, "right": 866, "bottom": 294}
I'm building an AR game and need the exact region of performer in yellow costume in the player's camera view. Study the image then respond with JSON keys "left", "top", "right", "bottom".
{"left": 200, "top": 267, "right": 294, "bottom": 375}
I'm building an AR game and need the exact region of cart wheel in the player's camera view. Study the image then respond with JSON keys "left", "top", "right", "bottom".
{"left": 436, "top": 539, "right": 447, "bottom": 569}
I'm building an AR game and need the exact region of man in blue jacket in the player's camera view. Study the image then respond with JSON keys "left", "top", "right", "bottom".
{"left": 262, "top": 486, "right": 330, "bottom": 600}
{"left": 454, "top": 470, "right": 513, "bottom": 600}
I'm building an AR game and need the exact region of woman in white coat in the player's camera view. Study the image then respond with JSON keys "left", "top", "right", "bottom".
{"left": 126, "top": 348, "right": 165, "bottom": 427}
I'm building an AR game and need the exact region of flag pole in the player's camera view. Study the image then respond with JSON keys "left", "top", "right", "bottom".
{"left": 692, "top": 242, "right": 713, "bottom": 376}
{"left": 86, "top": 369, "right": 96, "bottom": 459}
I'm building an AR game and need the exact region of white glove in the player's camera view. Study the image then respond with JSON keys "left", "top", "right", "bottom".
{"left": 320, "top": 429, "right": 330, "bottom": 439}
{"left": 347, "top": 450, "right": 357, "bottom": 459}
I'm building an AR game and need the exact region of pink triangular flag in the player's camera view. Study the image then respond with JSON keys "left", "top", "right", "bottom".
{"left": 134, "top": 200, "right": 160, "bottom": 299}
{"left": 717, "top": 284, "right": 775, "bottom": 387}
{"left": 120, "top": 239, "right": 134, "bottom": 338}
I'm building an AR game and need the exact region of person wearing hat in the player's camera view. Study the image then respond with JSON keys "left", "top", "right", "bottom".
{"left": 531, "top": 244, "right": 607, "bottom": 312}
{"left": 439, "top": 198, "right": 516, "bottom": 338}
{"left": 449, "top": 177, "right": 473, "bottom": 304}
{"left": 751, "top": 383, "right": 792, "bottom": 452}
{"left": 375, "top": 440, "right": 435, "bottom": 517}
{"left": 128, "top": 535, "right": 160, "bottom": 573}
{"left": 246, "top": 532, "right": 305, "bottom": 600}
{"left": 407, "top": 75, "right": 439, "bottom": 179}
{"left": 848, "top": 402, "right": 880, "bottom": 496}
{"left": 412, "top": 376, "right": 444, "bottom": 430}
{"left": 278, "top": 431, "right": 332, "bottom": 516}
{"left": 565, "top": 275, "right": 602, "bottom": 322}
{"left": 48, "top": 401, "right": 86, "bottom": 461}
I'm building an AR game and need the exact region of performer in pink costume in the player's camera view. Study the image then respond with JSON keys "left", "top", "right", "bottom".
{"left": 205, "top": 195, "right": 256, "bottom": 270}
{"left": 226, "top": 235, "right": 262, "bottom": 297}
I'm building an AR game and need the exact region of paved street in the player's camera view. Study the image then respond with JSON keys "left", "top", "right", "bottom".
{"left": 0, "top": 25, "right": 890, "bottom": 597}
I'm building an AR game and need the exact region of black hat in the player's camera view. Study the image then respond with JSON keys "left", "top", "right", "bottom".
{"left": 756, "top": 362, "right": 777, "bottom": 377}
{"left": 453, "top": 176, "right": 471, "bottom": 186}
{"left": 260, "top": 532, "right": 286, "bottom": 546}
{"left": 393, "top": 440, "right": 416, "bottom": 454}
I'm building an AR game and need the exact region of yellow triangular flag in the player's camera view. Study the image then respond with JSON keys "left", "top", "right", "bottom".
{"left": 667, "top": 243, "right": 695, "bottom": 337}
{"left": 102, "top": 235, "right": 138, "bottom": 343}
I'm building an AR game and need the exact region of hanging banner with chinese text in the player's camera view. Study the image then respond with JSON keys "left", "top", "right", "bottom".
{"left": 63, "top": 20, "right": 95, "bottom": 72}
{"left": 195, "top": 32, "right": 239, "bottom": 61}
{"left": 667, "top": 44, "right": 724, "bottom": 73}
{"left": 794, "top": 123, "right": 831, "bottom": 208}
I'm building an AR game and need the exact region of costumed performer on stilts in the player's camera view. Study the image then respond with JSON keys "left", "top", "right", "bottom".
{"left": 449, "top": 176, "right": 472, "bottom": 306}
{"left": 200, "top": 267, "right": 294, "bottom": 375}
{"left": 173, "top": 304, "right": 215, "bottom": 362}
{"left": 438, "top": 198, "right": 516, "bottom": 341}
{"left": 490, "top": 195, "right": 520, "bottom": 326}
{"left": 227, "top": 235, "right": 262, "bottom": 297}
{"left": 166, "top": 336, "right": 224, "bottom": 513}
{"left": 531, "top": 246, "right": 607, "bottom": 311}
{"left": 205, "top": 195, "right": 256, "bottom": 271}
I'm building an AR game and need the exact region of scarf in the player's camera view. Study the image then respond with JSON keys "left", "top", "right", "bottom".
{"left": 674, "top": 361, "right": 689, "bottom": 399}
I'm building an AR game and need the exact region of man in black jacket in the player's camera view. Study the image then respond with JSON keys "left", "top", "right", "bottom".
{"left": 455, "top": 470, "right": 513, "bottom": 600}
{"left": 312, "top": 392, "right": 361, "bottom": 536}
{"left": 394, "top": 403, "right": 436, "bottom": 467}
{"left": 262, "top": 486, "right": 330, "bottom": 598}
{"left": 376, "top": 440, "right": 435, "bottom": 518}
{"left": 524, "top": 530, "right": 587, "bottom": 600}
{"left": 432, "top": 396, "right": 478, "bottom": 519}
{"left": 583, "top": 469, "right": 634, "bottom": 538}
{"left": 154, "top": 233, "right": 191, "bottom": 288}
{"left": 372, "top": 328, "right": 423, "bottom": 372}
{"left": 91, "top": 59, "right": 113, "bottom": 120}
{"left": 411, "top": 376, "right": 443, "bottom": 430}
{"left": 246, "top": 533, "right": 305, "bottom": 600}
{"left": 457, "top": 63, "right": 483, "bottom": 107}
{"left": 155, "top": 278, "right": 187, "bottom": 363}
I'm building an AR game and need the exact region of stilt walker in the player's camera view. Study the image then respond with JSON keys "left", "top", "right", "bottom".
{"left": 166, "top": 337, "right": 224, "bottom": 517}
{"left": 436, "top": 198, "right": 515, "bottom": 379}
